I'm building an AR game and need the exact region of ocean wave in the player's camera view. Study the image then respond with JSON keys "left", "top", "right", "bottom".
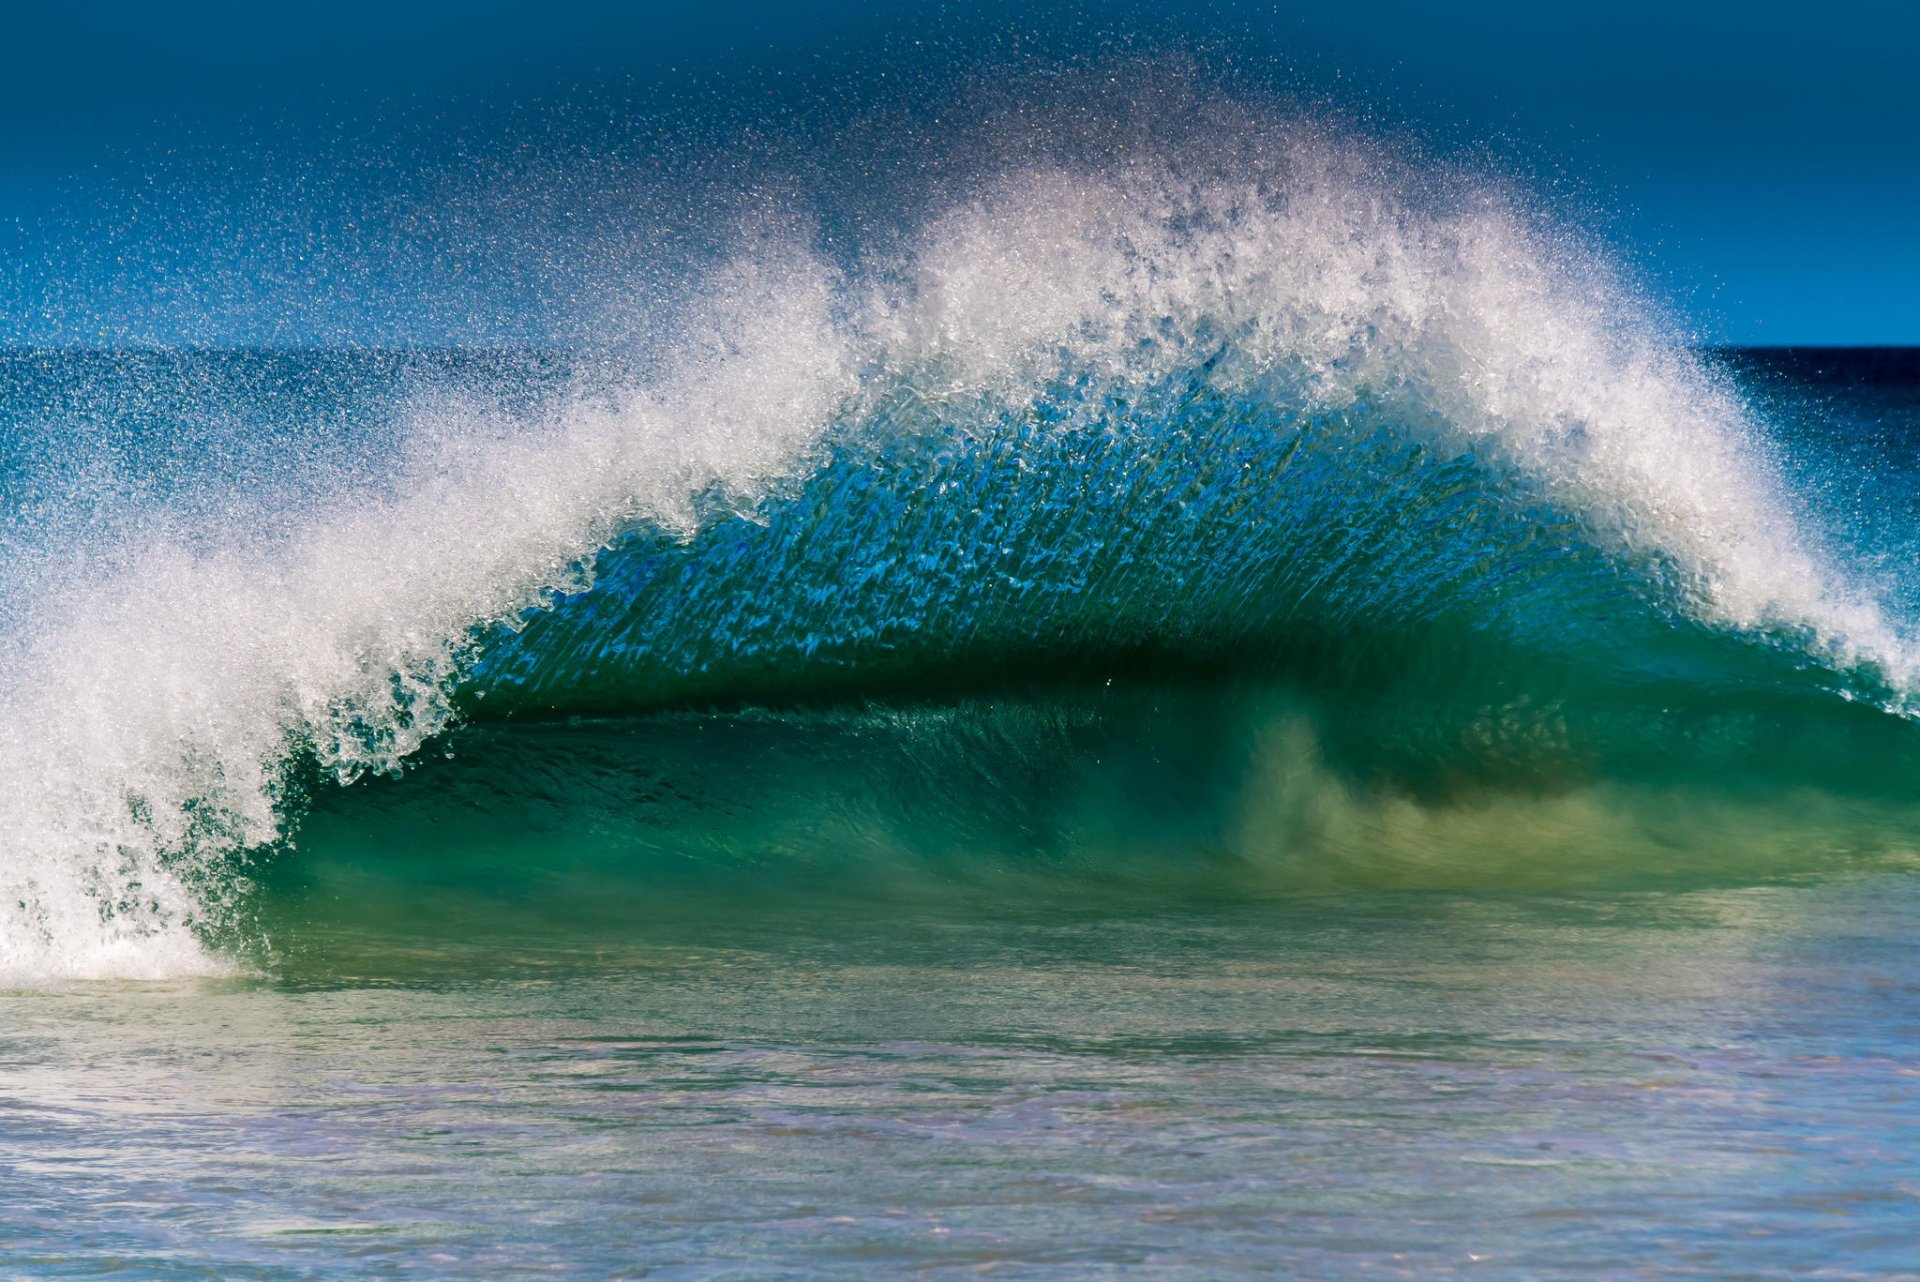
{"left": 0, "top": 96, "right": 1911, "bottom": 981}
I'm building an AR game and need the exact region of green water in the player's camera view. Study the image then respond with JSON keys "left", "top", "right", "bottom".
{"left": 10, "top": 699, "right": 1920, "bottom": 1279}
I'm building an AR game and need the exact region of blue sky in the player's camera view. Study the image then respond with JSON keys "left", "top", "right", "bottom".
{"left": 0, "top": 0, "right": 1912, "bottom": 345}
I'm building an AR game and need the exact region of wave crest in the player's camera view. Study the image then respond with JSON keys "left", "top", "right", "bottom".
{"left": 0, "top": 94, "right": 1907, "bottom": 981}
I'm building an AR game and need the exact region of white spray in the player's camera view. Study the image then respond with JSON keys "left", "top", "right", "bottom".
{"left": 0, "top": 116, "right": 1902, "bottom": 981}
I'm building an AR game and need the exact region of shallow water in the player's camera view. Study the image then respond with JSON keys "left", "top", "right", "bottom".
{"left": 6, "top": 876, "right": 1919, "bottom": 1279}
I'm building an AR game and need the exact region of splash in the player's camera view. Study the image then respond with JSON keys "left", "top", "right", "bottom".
{"left": 0, "top": 104, "right": 1907, "bottom": 981}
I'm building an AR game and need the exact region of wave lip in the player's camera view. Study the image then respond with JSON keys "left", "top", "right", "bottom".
{"left": 1, "top": 94, "right": 1912, "bottom": 982}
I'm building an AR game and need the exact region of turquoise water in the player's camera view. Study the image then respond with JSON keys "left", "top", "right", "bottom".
{"left": 7, "top": 111, "right": 1920, "bottom": 1274}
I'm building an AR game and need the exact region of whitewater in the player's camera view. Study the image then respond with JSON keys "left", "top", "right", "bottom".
{"left": 1, "top": 106, "right": 1914, "bottom": 983}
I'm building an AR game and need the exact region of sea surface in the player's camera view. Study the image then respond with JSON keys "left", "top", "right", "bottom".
{"left": 4, "top": 118, "right": 1920, "bottom": 1276}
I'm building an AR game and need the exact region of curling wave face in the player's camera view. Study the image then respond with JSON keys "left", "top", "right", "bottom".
{"left": 1, "top": 108, "right": 1915, "bottom": 981}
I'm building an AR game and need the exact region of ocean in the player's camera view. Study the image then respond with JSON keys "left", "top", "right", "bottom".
{"left": 4, "top": 120, "right": 1920, "bottom": 1277}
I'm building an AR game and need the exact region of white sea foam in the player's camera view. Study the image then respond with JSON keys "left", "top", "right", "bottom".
{"left": 0, "top": 111, "right": 1903, "bottom": 981}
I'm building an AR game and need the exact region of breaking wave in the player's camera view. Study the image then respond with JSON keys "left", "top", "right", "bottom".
{"left": 3, "top": 99, "right": 1915, "bottom": 981}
